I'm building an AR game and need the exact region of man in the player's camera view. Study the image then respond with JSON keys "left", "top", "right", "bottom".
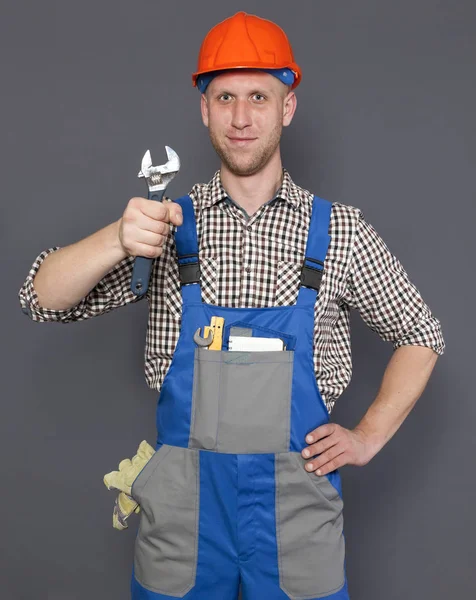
{"left": 19, "top": 11, "right": 445, "bottom": 600}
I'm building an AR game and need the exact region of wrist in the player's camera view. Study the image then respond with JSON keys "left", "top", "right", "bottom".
{"left": 110, "top": 219, "right": 128, "bottom": 261}
{"left": 353, "top": 425, "right": 385, "bottom": 460}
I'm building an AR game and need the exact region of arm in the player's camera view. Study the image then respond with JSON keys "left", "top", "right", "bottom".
{"left": 302, "top": 345, "right": 438, "bottom": 475}
{"left": 352, "top": 344, "right": 438, "bottom": 454}
{"left": 18, "top": 220, "right": 144, "bottom": 323}
{"left": 18, "top": 196, "right": 182, "bottom": 323}
{"left": 302, "top": 213, "right": 445, "bottom": 475}
{"left": 33, "top": 220, "right": 127, "bottom": 310}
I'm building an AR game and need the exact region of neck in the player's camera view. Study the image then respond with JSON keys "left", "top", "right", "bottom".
{"left": 220, "top": 150, "right": 284, "bottom": 216}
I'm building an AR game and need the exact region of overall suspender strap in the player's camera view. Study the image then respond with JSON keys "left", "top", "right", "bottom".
{"left": 172, "top": 195, "right": 202, "bottom": 303}
{"left": 296, "top": 196, "right": 332, "bottom": 306}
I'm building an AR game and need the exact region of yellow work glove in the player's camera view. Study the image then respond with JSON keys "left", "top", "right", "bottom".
{"left": 103, "top": 440, "right": 155, "bottom": 530}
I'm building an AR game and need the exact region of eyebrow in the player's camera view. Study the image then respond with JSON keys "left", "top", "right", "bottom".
{"left": 213, "top": 89, "right": 271, "bottom": 96}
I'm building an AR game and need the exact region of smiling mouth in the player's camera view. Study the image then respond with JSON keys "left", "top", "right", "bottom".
{"left": 227, "top": 137, "right": 258, "bottom": 143}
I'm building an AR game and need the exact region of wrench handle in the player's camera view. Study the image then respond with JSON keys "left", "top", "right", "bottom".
{"left": 130, "top": 188, "right": 166, "bottom": 296}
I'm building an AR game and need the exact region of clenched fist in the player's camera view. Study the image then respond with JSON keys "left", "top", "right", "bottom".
{"left": 118, "top": 196, "right": 183, "bottom": 259}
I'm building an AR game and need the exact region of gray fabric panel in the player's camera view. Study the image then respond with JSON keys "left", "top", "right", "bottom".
{"left": 217, "top": 350, "right": 293, "bottom": 453}
{"left": 190, "top": 349, "right": 293, "bottom": 453}
{"left": 229, "top": 326, "right": 253, "bottom": 337}
{"left": 130, "top": 444, "right": 171, "bottom": 500}
{"left": 131, "top": 445, "right": 199, "bottom": 597}
{"left": 189, "top": 347, "right": 221, "bottom": 450}
{"left": 276, "top": 452, "right": 346, "bottom": 599}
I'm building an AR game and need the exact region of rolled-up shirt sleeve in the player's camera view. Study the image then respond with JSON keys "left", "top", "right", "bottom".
{"left": 18, "top": 246, "right": 144, "bottom": 323}
{"left": 342, "top": 214, "right": 445, "bottom": 355}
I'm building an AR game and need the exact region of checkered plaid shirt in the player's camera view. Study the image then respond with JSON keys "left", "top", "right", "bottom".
{"left": 18, "top": 169, "right": 445, "bottom": 414}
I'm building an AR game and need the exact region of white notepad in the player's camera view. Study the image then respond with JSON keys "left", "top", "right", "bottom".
{"left": 228, "top": 336, "right": 285, "bottom": 351}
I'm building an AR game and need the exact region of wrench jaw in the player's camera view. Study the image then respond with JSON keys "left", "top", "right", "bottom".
{"left": 193, "top": 328, "right": 214, "bottom": 348}
{"left": 140, "top": 149, "right": 153, "bottom": 177}
{"left": 138, "top": 146, "right": 181, "bottom": 192}
{"left": 164, "top": 146, "right": 180, "bottom": 169}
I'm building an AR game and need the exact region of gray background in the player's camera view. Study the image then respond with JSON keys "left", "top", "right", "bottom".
{"left": 2, "top": 0, "right": 474, "bottom": 598}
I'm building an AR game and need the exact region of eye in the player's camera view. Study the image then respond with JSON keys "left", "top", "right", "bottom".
{"left": 252, "top": 93, "right": 266, "bottom": 102}
{"left": 218, "top": 93, "right": 232, "bottom": 102}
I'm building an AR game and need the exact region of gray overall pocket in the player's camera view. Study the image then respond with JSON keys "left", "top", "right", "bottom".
{"left": 130, "top": 444, "right": 199, "bottom": 597}
{"left": 189, "top": 347, "right": 294, "bottom": 453}
{"left": 276, "top": 452, "right": 346, "bottom": 598}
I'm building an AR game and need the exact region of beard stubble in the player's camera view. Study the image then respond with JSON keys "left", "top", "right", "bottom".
{"left": 208, "top": 121, "right": 283, "bottom": 177}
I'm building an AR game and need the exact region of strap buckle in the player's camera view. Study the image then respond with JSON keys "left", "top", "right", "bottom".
{"left": 300, "top": 256, "right": 324, "bottom": 291}
{"left": 178, "top": 253, "right": 200, "bottom": 285}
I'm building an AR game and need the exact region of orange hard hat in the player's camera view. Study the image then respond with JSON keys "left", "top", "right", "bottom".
{"left": 192, "top": 11, "right": 302, "bottom": 90}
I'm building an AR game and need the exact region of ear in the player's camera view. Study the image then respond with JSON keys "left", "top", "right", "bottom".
{"left": 282, "top": 91, "right": 297, "bottom": 127}
{"left": 201, "top": 93, "right": 209, "bottom": 127}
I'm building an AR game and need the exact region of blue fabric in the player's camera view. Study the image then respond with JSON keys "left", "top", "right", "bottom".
{"left": 130, "top": 194, "right": 349, "bottom": 599}
{"left": 197, "top": 68, "right": 295, "bottom": 93}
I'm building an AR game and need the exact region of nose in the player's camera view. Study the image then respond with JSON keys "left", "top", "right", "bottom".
{"left": 231, "top": 98, "right": 252, "bottom": 130}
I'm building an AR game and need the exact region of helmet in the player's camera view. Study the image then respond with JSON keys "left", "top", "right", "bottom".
{"left": 192, "top": 12, "right": 302, "bottom": 91}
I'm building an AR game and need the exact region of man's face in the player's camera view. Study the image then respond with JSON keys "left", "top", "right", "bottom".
{"left": 201, "top": 70, "right": 296, "bottom": 176}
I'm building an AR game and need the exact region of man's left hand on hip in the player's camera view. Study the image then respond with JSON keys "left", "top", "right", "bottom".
{"left": 301, "top": 423, "right": 376, "bottom": 476}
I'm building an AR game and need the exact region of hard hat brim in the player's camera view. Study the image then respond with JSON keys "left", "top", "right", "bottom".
{"left": 192, "top": 62, "right": 302, "bottom": 90}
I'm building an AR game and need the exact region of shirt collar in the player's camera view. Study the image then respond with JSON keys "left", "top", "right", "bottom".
{"left": 196, "top": 168, "right": 303, "bottom": 211}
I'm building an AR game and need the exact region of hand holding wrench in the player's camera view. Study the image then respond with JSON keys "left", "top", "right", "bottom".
{"left": 130, "top": 146, "right": 180, "bottom": 296}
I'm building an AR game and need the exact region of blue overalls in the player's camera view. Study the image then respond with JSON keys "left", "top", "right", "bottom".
{"left": 130, "top": 194, "right": 350, "bottom": 600}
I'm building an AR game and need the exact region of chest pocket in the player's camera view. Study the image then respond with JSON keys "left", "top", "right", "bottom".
{"left": 190, "top": 346, "right": 294, "bottom": 453}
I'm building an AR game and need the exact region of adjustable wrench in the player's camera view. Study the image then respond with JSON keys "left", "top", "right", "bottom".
{"left": 130, "top": 146, "right": 180, "bottom": 296}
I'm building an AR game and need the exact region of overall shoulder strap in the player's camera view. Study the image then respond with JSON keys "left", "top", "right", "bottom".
{"left": 296, "top": 196, "right": 333, "bottom": 306}
{"left": 172, "top": 195, "right": 201, "bottom": 286}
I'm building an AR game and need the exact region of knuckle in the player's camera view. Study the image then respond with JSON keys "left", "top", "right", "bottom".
{"left": 156, "top": 202, "right": 168, "bottom": 220}
{"left": 310, "top": 443, "right": 321, "bottom": 456}
{"left": 158, "top": 220, "right": 169, "bottom": 235}
{"left": 129, "top": 196, "right": 142, "bottom": 209}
